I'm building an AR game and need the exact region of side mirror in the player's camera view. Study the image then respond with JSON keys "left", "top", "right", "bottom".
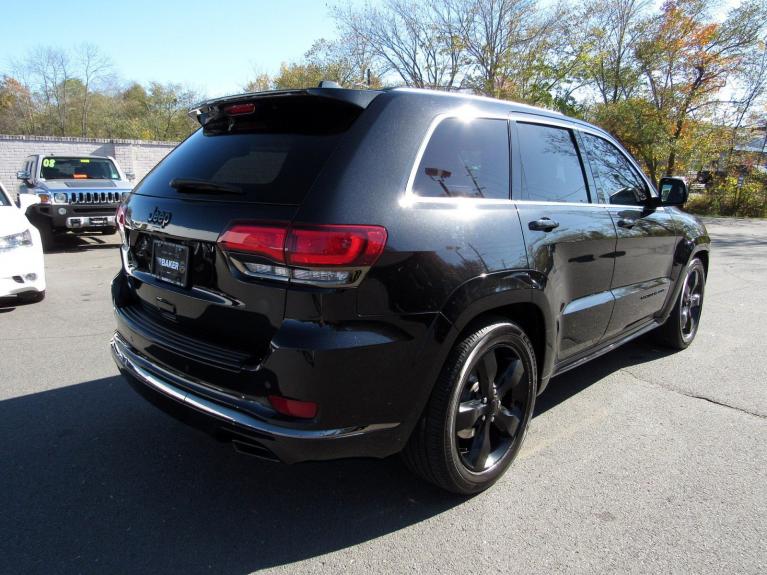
{"left": 125, "top": 171, "right": 136, "bottom": 181}
{"left": 17, "top": 193, "right": 40, "bottom": 213}
{"left": 659, "top": 177, "right": 688, "bottom": 206}
{"left": 16, "top": 170, "right": 31, "bottom": 182}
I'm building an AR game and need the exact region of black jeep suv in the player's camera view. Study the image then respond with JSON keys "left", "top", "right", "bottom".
{"left": 111, "top": 86, "right": 709, "bottom": 494}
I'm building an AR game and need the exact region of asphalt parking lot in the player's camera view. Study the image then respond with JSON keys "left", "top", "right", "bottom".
{"left": 1, "top": 218, "right": 765, "bottom": 575}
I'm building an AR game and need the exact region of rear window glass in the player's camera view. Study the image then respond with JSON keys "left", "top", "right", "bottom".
{"left": 134, "top": 96, "right": 363, "bottom": 205}
{"left": 412, "top": 117, "right": 509, "bottom": 199}
{"left": 40, "top": 157, "right": 120, "bottom": 180}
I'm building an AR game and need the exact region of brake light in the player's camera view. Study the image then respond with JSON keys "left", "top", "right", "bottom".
{"left": 268, "top": 395, "right": 318, "bottom": 419}
{"left": 286, "top": 225, "right": 387, "bottom": 267}
{"left": 219, "top": 224, "right": 287, "bottom": 263}
{"left": 224, "top": 102, "right": 256, "bottom": 116}
{"left": 217, "top": 223, "right": 387, "bottom": 286}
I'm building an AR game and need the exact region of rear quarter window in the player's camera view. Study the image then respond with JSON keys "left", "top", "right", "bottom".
{"left": 412, "top": 117, "right": 510, "bottom": 200}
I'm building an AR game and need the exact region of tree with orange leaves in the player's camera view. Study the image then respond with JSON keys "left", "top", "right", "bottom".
{"left": 629, "top": 0, "right": 764, "bottom": 183}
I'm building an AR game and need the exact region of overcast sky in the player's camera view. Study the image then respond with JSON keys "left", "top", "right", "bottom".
{"left": 1, "top": 0, "right": 744, "bottom": 99}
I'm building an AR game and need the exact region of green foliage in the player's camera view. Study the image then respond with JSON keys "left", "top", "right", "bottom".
{"left": 0, "top": 46, "right": 201, "bottom": 141}
{"left": 686, "top": 174, "right": 767, "bottom": 218}
{"left": 269, "top": 38, "right": 382, "bottom": 90}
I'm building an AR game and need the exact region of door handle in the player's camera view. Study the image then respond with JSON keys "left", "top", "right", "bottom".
{"left": 528, "top": 217, "right": 560, "bottom": 232}
{"left": 617, "top": 218, "right": 637, "bottom": 228}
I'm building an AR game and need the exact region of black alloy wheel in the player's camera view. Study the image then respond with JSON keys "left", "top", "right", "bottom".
{"left": 679, "top": 264, "right": 704, "bottom": 344}
{"left": 403, "top": 319, "right": 537, "bottom": 494}
{"left": 454, "top": 344, "right": 530, "bottom": 472}
{"left": 657, "top": 258, "right": 706, "bottom": 350}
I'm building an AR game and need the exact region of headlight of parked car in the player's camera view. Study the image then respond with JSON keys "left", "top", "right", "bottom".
{"left": 0, "top": 230, "right": 33, "bottom": 251}
{"left": 53, "top": 192, "right": 68, "bottom": 203}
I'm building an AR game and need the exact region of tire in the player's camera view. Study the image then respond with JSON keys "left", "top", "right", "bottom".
{"left": 18, "top": 290, "right": 45, "bottom": 303}
{"left": 403, "top": 319, "right": 537, "bottom": 494}
{"left": 101, "top": 226, "right": 117, "bottom": 235}
{"left": 656, "top": 258, "right": 706, "bottom": 350}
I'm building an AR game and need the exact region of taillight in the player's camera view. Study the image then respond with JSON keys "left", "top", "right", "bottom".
{"left": 219, "top": 224, "right": 287, "bottom": 263}
{"left": 286, "top": 225, "right": 387, "bottom": 267}
{"left": 217, "top": 222, "right": 387, "bottom": 287}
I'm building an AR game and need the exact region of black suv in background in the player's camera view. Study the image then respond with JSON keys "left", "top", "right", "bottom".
{"left": 111, "top": 86, "right": 709, "bottom": 494}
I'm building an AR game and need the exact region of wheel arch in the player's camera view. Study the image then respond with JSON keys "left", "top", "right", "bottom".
{"left": 660, "top": 244, "right": 710, "bottom": 322}
{"left": 439, "top": 271, "right": 555, "bottom": 395}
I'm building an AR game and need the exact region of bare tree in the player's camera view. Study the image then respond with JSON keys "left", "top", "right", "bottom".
{"left": 333, "top": 0, "right": 465, "bottom": 89}
{"left": 579, "top": 0, "right": 650, "bottom": 104}
{"left": 19, "top": 47, "right": 73, "bottom": 135}
{"left": 451, "top": 0, "right": 539, "bottom": 97}
{"left": 77, "top": 44, "right": 112, "bottom": 137}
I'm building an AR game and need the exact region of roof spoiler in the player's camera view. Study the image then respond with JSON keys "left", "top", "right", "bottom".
{"left": 188, "top": 84, "right": 381, "bottom": 127}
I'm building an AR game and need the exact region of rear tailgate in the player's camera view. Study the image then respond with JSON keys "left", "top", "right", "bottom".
{"left": 116, "top": 90, "right": 376, "bottom": 383}
{"left": 120, "top": 195, "right": 297, "bottom": 365}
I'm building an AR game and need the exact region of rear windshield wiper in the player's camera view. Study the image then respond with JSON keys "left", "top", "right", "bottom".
{"left": 170, "top": 178, "right": 243, "bottom": 195}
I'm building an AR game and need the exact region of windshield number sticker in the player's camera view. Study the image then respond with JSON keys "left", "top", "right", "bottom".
{"left": 42, "top": 159, "right": 55, "bottom": 168}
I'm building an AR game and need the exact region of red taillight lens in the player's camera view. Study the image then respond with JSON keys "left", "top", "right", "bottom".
{"left": 218, "top": 224, "right": 288, "bottom": 263}
{"left": 268, "top": 395, "right": 318, "bottom": 419}
{"left": 217, "top": 223, "right": 387, "bottom": 268}
{"left": 286, "top": 225, "right": 387, "bottom": 267}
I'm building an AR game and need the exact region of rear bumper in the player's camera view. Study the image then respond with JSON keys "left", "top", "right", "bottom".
{"left": 110, "top": 333, "right": 402, "bottom": 463}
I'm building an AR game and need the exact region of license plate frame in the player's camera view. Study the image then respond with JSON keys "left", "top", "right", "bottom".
{"left": 151, "top": 240, "right": 190, "bottom": 287}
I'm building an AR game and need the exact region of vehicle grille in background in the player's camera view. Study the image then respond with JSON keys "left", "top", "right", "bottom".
{"left": 69, "top": 191, "right": 122, "bottom": 204}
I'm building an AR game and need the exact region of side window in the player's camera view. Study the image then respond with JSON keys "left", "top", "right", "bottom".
{"left": 517, "top": 122, "right": 589, "bottom": 203}
{"left": 582, "top": 133, "right": 648, "bottom": 205}
{"left": 412, "top": 117, "right": 509, "bottom": 199}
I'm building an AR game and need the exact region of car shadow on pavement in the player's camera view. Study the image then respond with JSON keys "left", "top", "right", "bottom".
{"left": 0, "top": 376, "right": 463, "bottom": 575}
{"left": 535, "top": 336, "right": 676, "bottom": 416}
{"left": 46, "top": 233, "right": 120, "bottom": 253}
{"left": 0, "top": 296, "right": 38, "bottom": 311}
{"left": 0, "top": 338, "right": 676, "bottom": 575}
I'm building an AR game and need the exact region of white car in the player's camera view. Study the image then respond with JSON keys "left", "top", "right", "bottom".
{"left": 0, "top": 183, "right": 46, "bottom": 302}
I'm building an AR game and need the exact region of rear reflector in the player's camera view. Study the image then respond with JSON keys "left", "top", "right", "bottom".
{"left": 268, "top": 395, "right": 318, "bottom": 419}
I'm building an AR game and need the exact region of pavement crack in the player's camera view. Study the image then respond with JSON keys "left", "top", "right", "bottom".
{"left": 620, "top": 367, "right": 766, "bottom": 420}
